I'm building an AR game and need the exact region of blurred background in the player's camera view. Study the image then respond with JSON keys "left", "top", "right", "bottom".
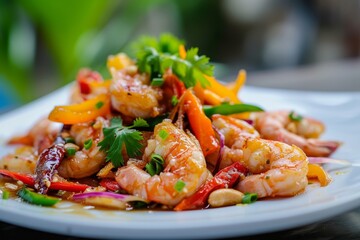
{"left": 1, "top": 0, "right": 360, "bottom": 112}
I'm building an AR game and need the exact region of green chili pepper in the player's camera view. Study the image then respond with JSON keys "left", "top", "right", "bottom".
{"left": 17, "top": 188, "right": 60, "bottom": 206}
{"left": 203, "top": 103, "right": 263, "bottom": 117}
{"left": 2, "top": 190, "right": 9, "bottom": 199}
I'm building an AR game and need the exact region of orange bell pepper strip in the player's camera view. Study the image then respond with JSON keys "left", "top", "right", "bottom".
{"left": 182, "top": 90, "right": 219, "bottom": 156}
{"left": 48, "top": 94, "right": 110, "bottom": 125}
{"left": 307, "top": 163, "right": 331, "bottom": 187}
{"left": 0, "top": 169, "right": 89, "bottom": 192}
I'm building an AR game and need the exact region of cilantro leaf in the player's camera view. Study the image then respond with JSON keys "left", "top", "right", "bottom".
{"left": 98, "top": 117, "right": 148, "bottom": 167}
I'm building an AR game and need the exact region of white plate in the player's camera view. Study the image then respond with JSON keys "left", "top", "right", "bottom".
{"left": 0, "top": 85, "right": 360, "bottom": 239}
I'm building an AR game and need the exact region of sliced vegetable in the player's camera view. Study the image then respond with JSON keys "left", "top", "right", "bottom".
{"left": 48, "top": 94, "right": 110, "bottom": 125}
{"left": 99, "top": 178, "right": 121, "bottom": 192}
{"left": 288, "top": 111, "right": 303, "bottom": 122}
{"left": 226, "top": 69, "right": 246, "bottom": 94}
{"left": 72, "top": 191, "right": 148, "bottom": 203}
{"left": 17, "top": 187, "right": 60, "bottom": 206}
{"left": 182, "top": 90, "right": 220, "bottom": 156}
{"left": 212, "top": 127, "right": 225, "bottom": 174}
{"left": 204, "top": 76, "right": 241, "bottom": 104}
{"left": 145, "top": 154, "right": 165, "bottom": 176}
{"left": 0, "top": 169, "right": 89, "bottom": 192}
{"left": 174, "top": 162, "right": 248, "bottom": 211}
{"left": 107, "top": 53, "right": 134, "bottom": 71}
{"left": 307, "top": 163, "right": 331, "bottom": 187}
{"left": 203, "top": 103, "right": 263, "bottom": 118}
{"left": 242, "top": 193, "right": 258, "bottom": 204}
{"left": 150, "top": 77, "right": 164, "bottom": 87}
{"left": 76, "top": 68, "right": 103, "bottom": 94}
{"left": 174, "top": 180, "right": 186, "bottom": 192}
{"left": 1, "top": 190, "right": 10, "bottom": 199}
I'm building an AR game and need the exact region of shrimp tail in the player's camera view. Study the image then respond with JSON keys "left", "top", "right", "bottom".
{"left": 306, "top": 139, "right": 342, "bottom": 157}
{"left": 35, "top": 136, "right": 65, "bottom": 194}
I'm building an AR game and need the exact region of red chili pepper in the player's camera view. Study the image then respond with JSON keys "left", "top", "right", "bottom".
{"left": 77, "top": 68, "right": 103, "bottom": 94}
{"left": 0, "top": 169, "right": 88, "bottom": 192}
{"left": 35, "top": 137, "right": 66, "bottom": 194}
{"left": 99, "top": 178, "right": 121, "bottom": 192}
{"left": 174, "top": 162, "right": 248, "bottom": 211}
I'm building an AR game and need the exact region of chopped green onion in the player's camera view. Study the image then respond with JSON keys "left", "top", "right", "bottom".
{"left": 84, "top": 139, "right": 93, "bottom": 150}
{"left": 288, "top": 111, "right": 303, "bottom": 122}
{"left": 95, "top": 101, "right": 104, "bottom": 109}
{"left": 66, "top": 147, "right": 76, "bottom": 156}
{"left": 150, "top": 78, "right": 164, "bottom": 87}
{"left": 242, "top": 193, "right": 258, "bottom": 204}
{"left": 64, "top": 137, "right": 75, "bottom": 144}
{"left": 2, "top": 190, "right": 9, "bottom": 200}
{"left": 203, "top": 103, "right": 263, "bottom": 117}
{"left": 171, "top": 95, "right": 179, "bottom": 106}
{"left": 145, "top": 154, "right": 164, "bottom": 176}
{"left": 158, "top": 129, "right": 169, "bottom": 140}
{"left": 174, "top": 180, "right": 186, "bottom": 192}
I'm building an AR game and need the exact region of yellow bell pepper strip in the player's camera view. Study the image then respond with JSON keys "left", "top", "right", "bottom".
{"left": 0, "top": 169, "right": 89, "bottom": 192}
{"left": 203, "top": 89, "right": 224, "bottom": 105}
{"left": 17, "top": 187, "right": 60, "bottom": 206}
{"left": 204, "top": 75, "right": 241, "bottom": 104}
{"left": 48, "top": 94, "right": 110, "bottom": 125}
{"left": 107, "top": 53, "right": 134, "bottom": 72}
{"left": 182, "top": 90, "right": 220, "bottom": 156}
{"left": 307, "top": 163, "right": 331, "bottom": 187}
{"left": 226, "top": 69, "right": 246, "bottom": 94}
{"left": 174, "top": 162, "right": 248, "bottom": 211}
{"left": 179, "top": 44, "right": 187, "bottom": 59}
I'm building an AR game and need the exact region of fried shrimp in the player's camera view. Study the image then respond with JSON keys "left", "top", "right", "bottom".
{"left": 110, "top": 67, "right": 164, "bottom": 118}
{"left": 212, "top": 115, "right": 308, "bottom": 198}
{"left": 250, "top": 110, "right": 340, "bottom": 157}
{"left": 115, "top": 120, "right": 208, "bottom": 206}
{"left": 57, "top": 117, "right": 108, "bottom": 179}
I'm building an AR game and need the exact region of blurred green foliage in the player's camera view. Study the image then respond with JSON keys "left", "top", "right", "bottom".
{"left": 0, "top": 0, "right": 227, "bottom": 106}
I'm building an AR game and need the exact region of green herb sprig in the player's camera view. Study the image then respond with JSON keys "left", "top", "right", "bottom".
{"left": 133, "top": 33, "right": 214, "bottom": 88}
{"left": 98, "top": 117, "right": 149, "bottom": 167}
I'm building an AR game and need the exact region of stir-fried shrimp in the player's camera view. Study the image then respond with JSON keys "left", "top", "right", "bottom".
{"left": 57, "top": 117, "right": 108, "bottom": 179}
{"left": 250, "top": 111, "right": 340, "bottom": 157}
{"left": 110, "top": 66, "right": 164, "bottom": 118}
{"left": 212, "top": 115, "right": 260, "bottom": 170}
{"left": 0, "top": 146, "right": 37, "bottom": 174}
{"left": 115, "top": 120, "right": 208, "bottom": 206}
{"left": 213, "top": 115, "right": 308, "bottom": 198}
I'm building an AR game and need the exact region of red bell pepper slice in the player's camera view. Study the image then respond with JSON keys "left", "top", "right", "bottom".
{"left": 99, "top": 178, "right": 121, "bottom": 192}
{"left": 77, "top": 68, "right": 103, "bottom": 94}
{"left": 174, "top": 162, "right": 248, "bottom": 211}
{"left": 0, "top": 169, "right": 88, "bottom": 193}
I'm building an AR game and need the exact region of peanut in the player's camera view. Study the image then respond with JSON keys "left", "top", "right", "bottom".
{"left": 208, "top": 188, "right": 244, "bottom": 208}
